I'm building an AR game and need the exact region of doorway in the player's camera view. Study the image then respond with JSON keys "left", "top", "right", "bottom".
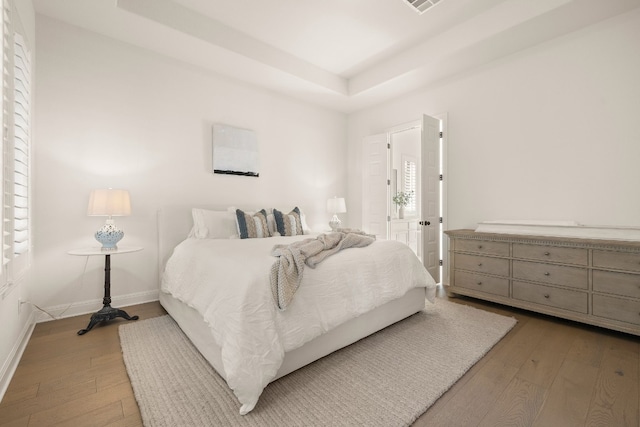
{"left": 362, "top": 114, "right": 447, "bottom": 284}
{"left": 389, "top": 124, "right": 421, "bottom": 259}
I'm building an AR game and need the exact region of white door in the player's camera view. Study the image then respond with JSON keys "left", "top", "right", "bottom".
{"left": 362, "top": 115, "right": 441, "bottom": 283}
{"left": 361, "top": 134, "right": 389, "bottom": 240}
{"left": 421, "top": 114, "right": 441, "bottom": 282}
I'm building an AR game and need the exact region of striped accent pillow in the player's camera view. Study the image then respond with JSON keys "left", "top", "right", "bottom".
{"left": 236, "top": 209, "right": 271, "bottom": 239}
{"left": 273, "top": 207, "right": 304, "bottom": 236}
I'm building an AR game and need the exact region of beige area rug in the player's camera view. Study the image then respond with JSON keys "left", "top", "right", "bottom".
{"left": 120, "top": 299, "right": 516, "bottom": 427}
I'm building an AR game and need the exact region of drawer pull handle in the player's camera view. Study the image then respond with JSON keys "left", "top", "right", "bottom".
{"left": 544, "top": 294, "right": 550, "bottom": 299}
{"left": 477, "top": 281, "right": 482, "bottom": 286}
{"left": 478, "top": 263, "right": 483, "bottom": 267}
{"left": 544, "top": 252, "right": 550, "bottom": 256}
{"left": 544, "top": 272, "right": 550, "bottom": 276}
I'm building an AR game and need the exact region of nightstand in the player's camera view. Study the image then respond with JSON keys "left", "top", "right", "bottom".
{"left": 68, "top": 246, "right": 143, "bottom": 335}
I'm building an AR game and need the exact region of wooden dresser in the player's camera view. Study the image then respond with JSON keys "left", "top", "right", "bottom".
{"left": 445, "top": 229, "right": 640, "bottom": 336}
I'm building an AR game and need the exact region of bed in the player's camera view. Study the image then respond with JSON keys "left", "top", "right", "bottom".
{"left": 158, "top": 205, "right": 437, "bottom": 415}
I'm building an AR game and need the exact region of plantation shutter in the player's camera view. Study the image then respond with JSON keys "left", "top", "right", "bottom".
{"left": 0, "top": 0, "right": 31, "bottom": 291}
{"left": 403, "top": 158, "right": 416, "bottom": 212}
{"left": 13, "top": 31, "right": 28, "bottom": 257}
{"left": 1, "top": 0, "right": 11, "bottom": 270}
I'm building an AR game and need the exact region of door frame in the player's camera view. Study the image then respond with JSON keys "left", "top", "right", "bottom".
{"left": 434, "top": 112, "right": 448, "bottom": 286}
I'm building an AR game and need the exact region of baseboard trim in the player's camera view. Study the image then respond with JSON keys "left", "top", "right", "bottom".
{"left": 35, "top": 290, "right": 159, "bottom": 323}
{"left": 0, "top": 309, "right": 36, "bottom": 403}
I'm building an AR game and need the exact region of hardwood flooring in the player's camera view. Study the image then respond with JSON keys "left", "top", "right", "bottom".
{"left": 1, "top": 291, "right": 638, "bottom": 426}
{"left": 0, "top": 303, "right": 166, "bottom": 427}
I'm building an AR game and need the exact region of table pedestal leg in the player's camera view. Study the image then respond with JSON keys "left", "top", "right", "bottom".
{"left": 77, "top": 305, "right": 139, "bottom": 335}
{"left": 77, "top": 253, "right": 139, "bottom": 335}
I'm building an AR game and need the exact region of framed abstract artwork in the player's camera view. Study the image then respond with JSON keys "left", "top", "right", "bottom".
{"left": 212, "top": 124, "right": 259, "bottom": 177}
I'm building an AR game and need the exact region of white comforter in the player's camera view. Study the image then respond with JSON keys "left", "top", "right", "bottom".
{"left": 161, "top": 235, "right": 437, "bottom": 415}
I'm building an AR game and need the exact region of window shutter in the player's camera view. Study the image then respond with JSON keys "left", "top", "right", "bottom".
{"left": 403, "top": 159, "right": 416, "bottom": 212}
{"left": 1, "top": 0, "right": 11, "bottom": 269}
{"left": 13, "top": 32, "right": 28, "bottom": 256}
{"left": 0, "top": 0, "right": 31, "bottom": 287}
{"left": 0, "top": 0, "right": 31, "bottom": 297}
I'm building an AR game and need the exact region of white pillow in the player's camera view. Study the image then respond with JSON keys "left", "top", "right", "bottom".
{"left": 191, "top": 208, "right": 239, "bottom": 239}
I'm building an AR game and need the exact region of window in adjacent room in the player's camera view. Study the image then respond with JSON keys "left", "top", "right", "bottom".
{"left": 402, "top": 155, "right": 417, "bottom": 213}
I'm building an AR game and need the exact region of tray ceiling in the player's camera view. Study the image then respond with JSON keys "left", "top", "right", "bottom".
{"left": 34, "top": 0, "right": 640, "bottom": 112}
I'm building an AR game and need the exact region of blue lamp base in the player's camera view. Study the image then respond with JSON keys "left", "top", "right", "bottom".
{"left": 95, "top": 219, "right": 124, "bottom": 250}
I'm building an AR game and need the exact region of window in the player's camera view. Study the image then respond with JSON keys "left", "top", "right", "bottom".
{"left": 402, "top": 156, "right": 417, "bottom": 213}
{"left": 13, "top": 32, "right": 30, "bottom": 259}
{"left": 0, "top": 0, "right": 31, "bottom": 292}
{"left": 1, "top": 0, "right": 11, "bottom": 273}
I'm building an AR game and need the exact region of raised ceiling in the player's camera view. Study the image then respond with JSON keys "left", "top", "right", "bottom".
{"left": 33, "top": 0, "right": 640, "bottom": 112}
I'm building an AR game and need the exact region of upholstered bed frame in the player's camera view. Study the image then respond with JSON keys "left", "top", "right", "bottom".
{"left": 157, "top": 205, "right": 426, "bottom": 382}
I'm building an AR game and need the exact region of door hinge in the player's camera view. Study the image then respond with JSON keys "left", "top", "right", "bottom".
{"left": 439, "top": 174, "right": 443, "bottom": 181}
{"left": 387, "top": 143, "right": 391, "bottom": 149}
{"left": 439, "top": 217, "right": 443, "bottom": 223}
{"left": 439, "top": 131, "right": 443, "bottom": 138}
{"left": 387, "top": 179, "right": 391, "bottom": 185}
{"left": 439, "top": 260, "right": 443, "bottom": 266}
{"left": 387, "top": 215, "right": 391, "bottom": 222}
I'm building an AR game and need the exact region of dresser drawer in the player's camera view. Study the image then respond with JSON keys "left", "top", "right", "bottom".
{"left": 454, "top": 253, "right": 509, "bottom": 276}
{"left": 593, "top": 295, "right": 640, "bottom": 326}
{"left": 512, "top": 260, "right": 588, "bottom": 290}
{"left": 454, "top": 239, "right": 510, "bottom": 256}
{"left": 593, "top": 250, "right": 640, "bottom": 273}
{"left": 454, "top": 271, "right": 509, "bottom": 297}
{"left": 512, "top": 244, "right": 587, "bottom": 266}
{"left": 593, "top": 270, "right": 640, "bottom": 299}
{"left": 513, "top": 281, "right": 588, "bottom": 313}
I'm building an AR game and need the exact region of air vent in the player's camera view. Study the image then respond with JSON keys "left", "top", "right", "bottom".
{"left": 404, "top": 0, "right": 443, "bottom": 14}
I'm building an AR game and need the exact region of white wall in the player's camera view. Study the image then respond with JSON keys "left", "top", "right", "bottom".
{"left": 33, "top": 15, "right": 347, "bottom": 314}
{"left": 348, "top": 8, "right": 640, "bottom": 233}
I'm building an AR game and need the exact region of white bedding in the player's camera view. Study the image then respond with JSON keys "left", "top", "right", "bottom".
{"left": 161, "top": 234, "right": 437, "bottom": 414}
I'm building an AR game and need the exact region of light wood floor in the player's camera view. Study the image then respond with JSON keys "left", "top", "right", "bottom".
{"left": 1, "top": 292, "right": 638, "bottom": 426}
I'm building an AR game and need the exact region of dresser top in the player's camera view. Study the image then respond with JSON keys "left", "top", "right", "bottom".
{"left": 445, "top": 229, "right": 640, "bottom": 251}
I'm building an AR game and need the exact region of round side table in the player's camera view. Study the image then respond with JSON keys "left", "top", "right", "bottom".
{"left": 68, "top": 246, "right": 143, "bottom": 335}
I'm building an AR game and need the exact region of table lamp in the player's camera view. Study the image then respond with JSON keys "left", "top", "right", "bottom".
{"left": 327, "top": 196, "right": 346, "bottom": 231}
{"left": 87, "top": 189, "right": 131, "bottom": 250}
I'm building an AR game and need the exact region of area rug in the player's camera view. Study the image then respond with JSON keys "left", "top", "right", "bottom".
{"left": 119, "top": 299, "right": 516, "bottom": 426}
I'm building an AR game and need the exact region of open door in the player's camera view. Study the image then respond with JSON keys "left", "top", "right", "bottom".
{"left": 362, "top": 115, "right": 441, "bottom": 283}
{"left": 361, "top": 134, "right": 389, "bottom": 240}
{"left": 421, "top": 114, "right": 441, "bottom": 282}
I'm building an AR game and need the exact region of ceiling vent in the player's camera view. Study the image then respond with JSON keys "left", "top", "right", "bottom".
{"left": 404, "top": 0, "right": 443, "bottom": 14}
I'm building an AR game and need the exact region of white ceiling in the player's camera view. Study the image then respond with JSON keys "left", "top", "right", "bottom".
{"left": 33, "top": 0, "right": 640, "bottom": 113}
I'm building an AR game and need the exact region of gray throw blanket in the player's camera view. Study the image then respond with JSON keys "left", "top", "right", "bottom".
{"left": 270, "top": 230, "right": 375, "bottom": 310}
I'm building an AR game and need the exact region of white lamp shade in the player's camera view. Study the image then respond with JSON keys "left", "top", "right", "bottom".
{"left": 87, "top": 189, "right": 131, "bottom": 216}
{"left": 327, "top": 197, "right": 346, "bottom": 214}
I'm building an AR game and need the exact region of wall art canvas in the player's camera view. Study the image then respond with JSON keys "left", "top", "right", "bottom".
{"left": 212, "top": 124, "right": 259, "bottom": 177}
